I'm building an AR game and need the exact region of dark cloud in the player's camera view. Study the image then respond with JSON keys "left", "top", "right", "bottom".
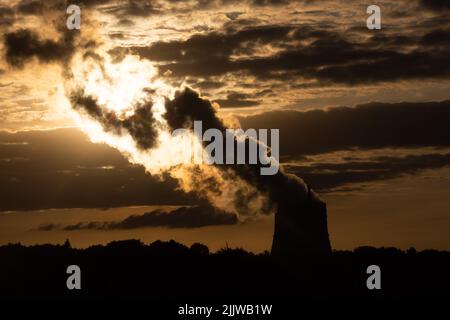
{"left": 420, "top": 0, "right": 450, "bottom": 11}
{"left": 101, "top": 0, "right": 161, "bottom": 17}
{"left": 117, "top": 18, "right": 134, "bottom": 26}
{"left": 191, "top": 80, "right": 224, "bottom": 91}
{"left": 126, "top": 25, "right": 293, "bottom": 63}
{"left": 240, "top": 100, "right": 450, "bottom": 157}
{"left": 193, "top": 0, "right": 297, "bottom": 8}
{"left": 421, "top": 29, "right": 450, "bottom": 46}
{"left": 164, "top": 87, "right": 224, "bottom": 130}
{"left": 214, "top": 91, "right": 261, "bottom": 108}
{"left": 2, "top": 1, "right": 111, "bottom": 69}
{"left": 39, "top": 205, "right": 238, "bottom": 230}
{"left": 76, "top": 0, "right": 117, "bottom": 6}
{"left": 70, "top": 91, "right": 158, "bottom": 149}
{"left": 0, "top": 128, "right": 193, "bottom": 211}
{"left": 37, "top": 223, "right": 60, "bottom": 231}
{"left": 251, "top": 0, "right": 291, "bottom": 6}
{"left": 225, "top": 11, "right": 243, "bottom": 20}
{"left": 122, "top": 23, "right": 450, "bottom": 84}
{"left": 107, "top": 205, "right": 237, "bottom": 229}
{"left": 7, "top": 1, "right": 450, "bottom": 85}
{"left": 16, "top": 0, "right": 45, "bottom": 15}
{"left": 11, "top": 0, "right": 160, "bottom": 17}
{"left": 3, "top": 29, "right": 76, "bottom": 67}
{"left": 310, "top": 50, "right": 450, "bottom": 84}
{"left": 287, "top": 152, "right": 450, "bottom": 192}
{"left": 0, "top": 6, "right": 14, "bottom": 25}
{"left": 214, "top": 98, "right": 260, "bottom": 108}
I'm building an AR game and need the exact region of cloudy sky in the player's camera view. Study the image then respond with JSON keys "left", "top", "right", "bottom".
{"left": 0, "top": 0, "right": 449, "bottom": 251}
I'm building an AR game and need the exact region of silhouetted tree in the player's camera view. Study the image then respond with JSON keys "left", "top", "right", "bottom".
{"left": 63, "top": 239, "right": 71, "bottom": 249}
{"left": 190, "top": 242, "right": 209, "bottom": 255}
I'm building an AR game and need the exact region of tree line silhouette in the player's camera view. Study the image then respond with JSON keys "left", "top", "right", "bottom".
{"left": 1, "top": 239, "right": 449, "bottom": 304}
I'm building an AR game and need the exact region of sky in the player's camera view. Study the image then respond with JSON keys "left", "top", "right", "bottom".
{"left": 0, "top": 0, "right": 449, "bottom": 251}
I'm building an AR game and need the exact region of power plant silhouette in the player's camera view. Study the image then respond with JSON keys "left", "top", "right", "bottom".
{"left": 271, "top": 184, "right": 332, "bottom": 257}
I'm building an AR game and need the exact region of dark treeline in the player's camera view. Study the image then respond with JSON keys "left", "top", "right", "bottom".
{"left": 1, "top": 240, "right": 449, "bottom": 304}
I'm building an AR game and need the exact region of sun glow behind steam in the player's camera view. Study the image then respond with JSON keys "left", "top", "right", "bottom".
{"left": 66, "top": 51, "right": 200, "bottom": 173}
{"left": 62, "top": 47, "right": 268, "bottom": 217}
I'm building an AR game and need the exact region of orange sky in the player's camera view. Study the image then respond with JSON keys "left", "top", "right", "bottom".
{"left": 1, "top": 0, "right": 450, "bottom": 251}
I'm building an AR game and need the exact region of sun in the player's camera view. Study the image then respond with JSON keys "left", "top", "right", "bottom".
{"left": 65, "top": 50, "right": 197, "bottom": 174}
{"left": 81, "top": 55, "right": 158, "bottom": 116}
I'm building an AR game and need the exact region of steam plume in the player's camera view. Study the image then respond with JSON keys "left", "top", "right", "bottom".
{"left": 2, "top": 8, "right": 311, "bottom": 219}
